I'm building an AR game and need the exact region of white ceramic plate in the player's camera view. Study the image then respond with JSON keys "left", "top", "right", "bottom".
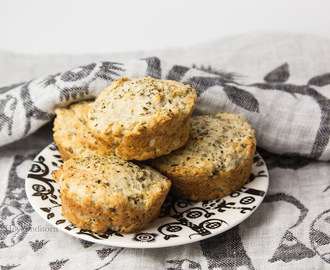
{"left": 25, "top": 143, "right": 269, "bottom": 248}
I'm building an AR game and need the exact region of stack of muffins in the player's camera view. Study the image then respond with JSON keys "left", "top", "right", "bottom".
{"left": 52, "top": 77, "right": 256, "bottom": 233}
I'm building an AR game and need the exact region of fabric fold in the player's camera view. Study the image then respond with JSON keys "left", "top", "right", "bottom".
{"left": 0, "top": 56, "right": 329, "bottom": 161}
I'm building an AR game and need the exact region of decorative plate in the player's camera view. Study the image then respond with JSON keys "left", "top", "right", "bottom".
{"left": 25, "top": 143, "right": 269, "bottom": 248}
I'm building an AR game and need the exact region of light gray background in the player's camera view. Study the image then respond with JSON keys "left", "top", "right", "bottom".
{"left": 0, "top": 0, "right": 329, "bottom": 55}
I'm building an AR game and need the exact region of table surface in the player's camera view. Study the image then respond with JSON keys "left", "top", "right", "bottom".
{"left": 0, "top": 0, "right": 329, "bottom": 55}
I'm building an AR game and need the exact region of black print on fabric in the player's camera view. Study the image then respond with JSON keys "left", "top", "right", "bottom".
{"left": 166, "top": 65, "right": 190, "bottom": 82}
{"left": 21, "top": 82, "right": 54, "bottom": 136}
{"left": 94, "top": 248, "right": 124, "bottom": 270}
{"left": 95, "top": 61, "right": 125, "bottom": 81}
{"left": 324, "top": 185, "right": 330, "bottom": 193}
{"left": 79, "top": 239, "right": 95, "bottom": 248}
{"left": 49, "top": 259, "right": 69, "bottom": 270}
{"left": 0, "top": 155, "right": 35, "bottom": 249}
{"left": 257, "top": 148, "right": 311, "bottom": 170}
{"left": 3, "top": 61, "right": 126, "bottom": 138}
{"left": 0, "top": 95, "right": 17, "bottom": 136}
{"left": 42, "top": 61, "right": 125, "bottom": 102}
{"left": 184, "top": 71, "right": 260, "bottom": 113}
{"left": 42, "top": 73, "right": 60, "bottom": 87}
{"left": 264, "top": 63, "right": 290, "bottom": 83}
{"left": 269, "top": 230, "right": 315, "bottom": 263}
{"left": 143, "top": 57, "right": 162, "bottom": 79}
{"left": 166, "top": 259, "right": 201, "bottom": 270}
{"left": 1, "top": 58, "right": 329, "bottom": 161}
{"left": 192, "top": 64, "right": 237, "bottom": 81}
{"left": 251, "top": 63, "right": 330, "bottom": 160}
{"left": 308, "top": 72, "right": 330, "bottom": 87}
{"left": 263, "top": 193, "right": 317, "bottom": 263}
{"left": 223, "top": 85, "right": 260, "bottom": 113}
{"left": 310, "top": 209, "right": 330, "bottom": 264}
{"left": 183, "top": 76, "right": 231, "bottom": 96}
{"left": 29, "top": 239, "right": 49, "bottom": 252}
{"left": 199, "top": 190, "right": 321, "bottom": 268}
{"left": 60, "top": 63, "right": 97, "bottom": 82}
{"left": 200, "top": 226, "right": 254, "bottom": 270}
{"left": 194, "top": 62, "right": 330, "bottom": 160}
{"left": 58, "top": 86, "right": 90, "bottom": 102}
{"left": 0, "top": 82, "right": 25, "bottom": 94}
{"left": 96, "top": 247, "right": 118, "bottom": 260}
{"left": 0, "top": 263, "right": 20, "bottom": 269}
{"left": 264, "top": 193, "right": 308, "bottom": 229}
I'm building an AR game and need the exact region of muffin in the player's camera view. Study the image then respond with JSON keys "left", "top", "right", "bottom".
{"left": 52, "top": 154, "right": 171, "bottom": 233}
{"left": 53, "top": 100, "right": 114, "bottom": 161}
{"left": 152, "top": 112, "right": 256, "bottom": 201}
{"left": 87, "top": 77, "right": 197, "bottom": 160}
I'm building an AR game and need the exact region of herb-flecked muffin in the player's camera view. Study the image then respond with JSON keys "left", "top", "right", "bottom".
{"left": 152, "top": 112, "right": 256, "bottom": 201}
{"left": 52, "top": 154, "right": 171, "bottom": 233}
{"left": 87, "top": 77, "right": 197, "bottom": 161}
{"left": 53, "top": 100, "right": 114, "bottom": 161}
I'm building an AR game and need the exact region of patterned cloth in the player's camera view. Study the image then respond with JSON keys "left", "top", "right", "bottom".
{"left": 0, "top": 33, "right": 329, "bottom": 269}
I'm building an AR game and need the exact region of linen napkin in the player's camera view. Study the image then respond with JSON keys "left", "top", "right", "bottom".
{"left": 1, "top": 55, "right": 329, "bottom": 161}
{"left": 0, "top": 33, "right": 329, "bottom": 269}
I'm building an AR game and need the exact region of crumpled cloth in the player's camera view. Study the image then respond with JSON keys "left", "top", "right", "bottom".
{"left": 0, "top": 32, "right": 329, "bottom": 269}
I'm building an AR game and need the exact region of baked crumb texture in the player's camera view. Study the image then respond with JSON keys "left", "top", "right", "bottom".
{"left": 53, "top": 100, "right": 114, "bottom": 161}
{"left": 52, "top": 154, "right": 171, "bottom": 233}
{"left": 152, "top": 112, "right": 256, "bottom": 201}
{"left": 52, "top": 78, "right": 255, "bottom": 233}
{"left": 87, "top": 77, "right": 197, "bottom": 160}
